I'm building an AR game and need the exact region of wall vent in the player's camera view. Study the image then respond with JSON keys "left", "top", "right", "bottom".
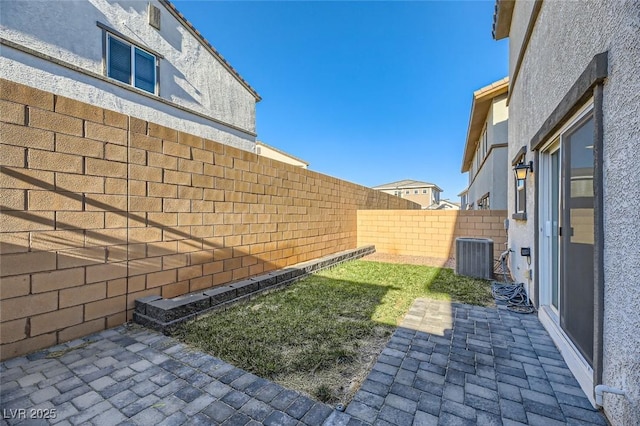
{"left": 149, "top": 3, "right": 161, "bottom": 30}
{"left": 455, "top": 238, "right": 494, "bottom": 280}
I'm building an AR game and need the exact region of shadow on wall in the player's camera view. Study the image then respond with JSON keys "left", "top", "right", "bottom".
{"left": 0, "top": 169, "right": 283, "bottom": 360}
{"left": 0, "top": 77, "right": 418, "bottom": 361}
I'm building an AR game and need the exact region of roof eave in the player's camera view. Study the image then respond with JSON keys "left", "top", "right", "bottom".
{"left": 492, "top": 0, "right": 515, "bottom": 40}
{"left": 461, "top": 78, "right": 509, "bottom": 172}
{"left": 374, "top": 186, "right": 442, "bottom": 191}
{"left": 373, "top": 183, "right": 440, "bottom": 191}
{"left": 256, "top": 141, "right": 309, "bottom": 165}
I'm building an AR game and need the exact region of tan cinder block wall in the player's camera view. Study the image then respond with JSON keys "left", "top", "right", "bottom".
{"left": 357, "top": 210, "right": 508, "bottom": 262}
{"left": 0, "top": 79, "right": 419, "bottom": 360}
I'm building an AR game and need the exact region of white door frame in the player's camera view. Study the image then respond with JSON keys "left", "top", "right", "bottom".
{"left": 537, "top": 99, "right": 596, "bottom": 406}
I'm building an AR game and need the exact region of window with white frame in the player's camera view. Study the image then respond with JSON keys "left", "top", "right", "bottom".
{"left": 481, "top": 125, "right": 488, "bottom": 160}
{"left": 107, "top": 33, "right": 157, "bottom": 94}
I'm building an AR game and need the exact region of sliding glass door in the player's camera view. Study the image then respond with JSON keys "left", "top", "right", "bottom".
{"left": 540, "top": 110, "right": 595, "bottom": 368}
{"left": 560, "top": 113, "right": 595, "bottom": 366}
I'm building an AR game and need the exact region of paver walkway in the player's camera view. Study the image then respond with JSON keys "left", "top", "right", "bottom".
{"left": 0, "top": 326, "right": 351, "bottom": 426}
{"left": 348, "top": 299, "right": 607, "bottom": 426}
{"left": 0, "top": 299, "right": 608, "bottom": 425}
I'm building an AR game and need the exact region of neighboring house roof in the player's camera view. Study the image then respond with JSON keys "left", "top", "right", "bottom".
{"left": 441, "top": 199, "right": 461, "bottom": 207}
{"left": 426, "top": 199, "right": 460, "bottom": 210}
{"left": 160, "top": 0, "right": 261, "bottom": 101}
{"left": 373, "top": 179, "right": 443, "bottom": 192}
{"left": 461, "top": 77, "right": 509, "bottom": 172}
{"left": 492, "top": 0, "right": 515, "bottom": 40}
{"left": 255, "top": 141, "right": 309, "bottom": 167}
{"left": 457, "top": 187, "right": 469, "bottom": 197}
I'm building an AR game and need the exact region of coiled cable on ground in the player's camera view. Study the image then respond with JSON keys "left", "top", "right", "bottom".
{"left": 491, "top": 250, "right": 535, "bottom": 314}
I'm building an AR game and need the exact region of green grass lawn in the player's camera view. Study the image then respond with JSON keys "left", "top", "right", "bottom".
{"left": 176, "top": 260, "right": 493, "bottom": 402}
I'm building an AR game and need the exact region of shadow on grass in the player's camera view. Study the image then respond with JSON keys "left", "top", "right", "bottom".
{"left": 175, "top": 271, "right": 399, "bottom": 379}
{"left": 174, "top": 259, "right": 493, "bottom": 402}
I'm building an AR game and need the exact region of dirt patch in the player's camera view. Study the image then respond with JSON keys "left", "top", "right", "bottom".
{"left": 275, "top": 325, "right": 392, "bottom": 404}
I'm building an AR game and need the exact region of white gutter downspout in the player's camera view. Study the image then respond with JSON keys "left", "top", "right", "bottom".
{"left": 594, "top": 384, "right": 626, "bottom": 407}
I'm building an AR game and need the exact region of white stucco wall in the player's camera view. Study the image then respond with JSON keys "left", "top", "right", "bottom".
{"left": 0, "top": 0, "right": 257, "bottom": 150}
{"left": 466, "top": 95, "right": 509, "bottom": 210}
{"left": 507, "top": 1, "right": 640, "bottom": 424}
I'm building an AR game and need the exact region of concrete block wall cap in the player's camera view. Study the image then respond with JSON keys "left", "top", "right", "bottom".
{"left": 171, "top": 293, "right": 210, "bottom": 303}
{"left": 148, "top": 298, "right": 180, "bottom": 309}
{"left": 252, "top": 273, "right": 277, "bottom": 289}
{"left": 268, "top": 269, "right": 295, "bottom": 283}
{"left": 230, "top": 279, "right": 259, "bottom": 296}
{"left": 147, "top": 294, "right": 210, "bottom": 322}
{"left": 203, "top": 286, "right": 235, "bottom": 296}
{"left": 229, "top": 279, "right": 255, "bottom": 287}
{"left": 134, "top": 245, "right": 380, "bottom": 330}
{"left": 134, "top": 295, "right": 163, "bottom": 314}
{"left": 204, "top": 286, "right": 237, "bottom": 305}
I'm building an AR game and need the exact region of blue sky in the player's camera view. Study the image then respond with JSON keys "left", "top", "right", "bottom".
{"left": 172, "top": 0, "right": 508, "bottom": 200}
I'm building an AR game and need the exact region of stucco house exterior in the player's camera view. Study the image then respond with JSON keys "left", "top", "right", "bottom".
{"left": 494, "top": 1, "right": 639, "bottom": 424}
{"left": 0, "top": 0, "right": 260, "bottom": 150}
{"left": 372, "top": 179, "right": 443, "bottom": 209}
{"left": 459, "top": 78, "right": 509, "bottom": 211}
{"left": 255, "top": 141, "right": 309, "bottom": 169}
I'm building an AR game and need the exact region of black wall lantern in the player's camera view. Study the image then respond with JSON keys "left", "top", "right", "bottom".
{"left": 513, "top": 160, "right": 533, "bottom": 180}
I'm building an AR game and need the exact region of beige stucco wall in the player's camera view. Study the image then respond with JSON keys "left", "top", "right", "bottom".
{"left": 507, "top": 1, "right": 640, "bottom": 424}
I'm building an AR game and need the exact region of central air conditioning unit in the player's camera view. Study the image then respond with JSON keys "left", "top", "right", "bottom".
{"left": 455, "top": 238, "right": 493, "bottom": 280}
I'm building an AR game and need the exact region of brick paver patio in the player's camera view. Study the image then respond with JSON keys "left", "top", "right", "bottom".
{"left": 349, "top": 299, "right": 607, "bottom": 426}
{"left": 0, "top": 299, "right": 607, "bottom": 425}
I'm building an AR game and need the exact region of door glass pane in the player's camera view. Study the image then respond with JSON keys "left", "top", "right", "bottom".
{"left": 570, "top": 119, "right": 595, "bottom": 244}
{"left": 561, "top": 114, "right": 595, "bottom": 366}
{"left": 108, "top": 36, "right": 131, "bottom": 84}
{"left": 134, "top": 48, "right": 155, "bottom": 93}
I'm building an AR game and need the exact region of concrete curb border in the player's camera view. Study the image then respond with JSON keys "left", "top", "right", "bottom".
{"left": 133, "top": 245, "right": 375, "bottom": 333}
